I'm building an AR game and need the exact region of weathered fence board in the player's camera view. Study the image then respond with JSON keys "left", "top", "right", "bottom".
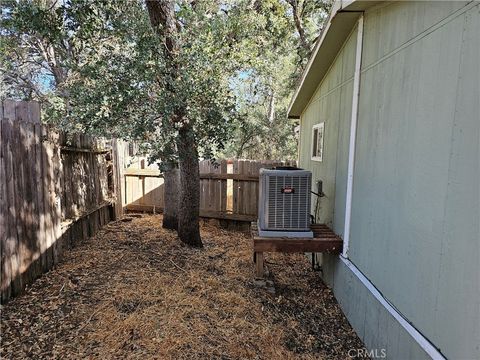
{"left": 0, "top": 100, "right": 117, "bottom": 303}
{"left": 123, "top": 158, "right": 296, "bottom": 221}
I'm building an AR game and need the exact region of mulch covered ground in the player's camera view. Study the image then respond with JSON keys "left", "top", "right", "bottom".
{"left": 1, "top": 214, "right": 365, "bottom": 359}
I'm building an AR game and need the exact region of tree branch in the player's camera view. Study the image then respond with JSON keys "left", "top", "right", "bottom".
{"left": 287, "top": 0, "right": 311, "bottom": 57}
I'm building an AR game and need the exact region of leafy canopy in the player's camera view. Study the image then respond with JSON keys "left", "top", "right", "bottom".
{"left": 1, "top": 0, "right": 332, "bottom": 161}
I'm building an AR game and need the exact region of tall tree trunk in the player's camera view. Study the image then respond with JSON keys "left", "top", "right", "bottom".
{"left": 145, "top": 0, "right": 203, "bottom": 247}
{"left": 177, "top": 127, "right": 202, "bottom": 247}
{"left": 267, "top": 89, "right": 275, "bottom": 123}
{"left": 162, "top": 162, "right": 179, "bottom": 230}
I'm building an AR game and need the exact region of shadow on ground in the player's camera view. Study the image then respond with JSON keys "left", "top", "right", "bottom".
{"left": 0, "top": 214, "right": 365, "bottom": 359}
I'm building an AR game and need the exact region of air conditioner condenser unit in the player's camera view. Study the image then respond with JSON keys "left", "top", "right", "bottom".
{"left": 258, "top": 167, "right": 313, "bottom": 238}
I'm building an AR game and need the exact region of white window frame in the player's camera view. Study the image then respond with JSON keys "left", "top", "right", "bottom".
{"left": 311, "top": 122, "right": 325, "bottom": 162}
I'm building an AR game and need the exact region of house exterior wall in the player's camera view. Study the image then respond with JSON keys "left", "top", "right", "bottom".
{"left": 328, "top": 257, "right": 432, "bottom": 359}
{"left": 298, "top": 25, "right": 357, "bottom": 234}
{"left": 298, "top": 1, "right": 479, "bottom": 359}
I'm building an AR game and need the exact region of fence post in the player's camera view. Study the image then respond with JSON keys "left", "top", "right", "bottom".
{"left": 111, "top": 139, "right": 124, "bottom": 219}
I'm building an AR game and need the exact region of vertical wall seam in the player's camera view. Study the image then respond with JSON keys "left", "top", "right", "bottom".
{"left": 433, "top": 7, "right": 469, "bottom": 324}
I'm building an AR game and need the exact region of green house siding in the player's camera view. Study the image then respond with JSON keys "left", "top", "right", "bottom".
{"left": 297, "top": 1, "right": 479, "bottom": 359}
{"left": 298, "top": 25, "right": 357, "bottom": 235}
{"left": 349, "top": 2, "right": 479, "bottom": 358}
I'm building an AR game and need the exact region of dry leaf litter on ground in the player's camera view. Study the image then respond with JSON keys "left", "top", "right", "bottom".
{"left": 1, "top": 214, "right": 365, "bottom": 359}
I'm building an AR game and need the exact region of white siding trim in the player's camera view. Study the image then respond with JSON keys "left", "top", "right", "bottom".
{"left": 342, "top": 15, "right": 364, "bottom": 257}
{"left": 340, "top": 256, "right": 446, "bottom": 359}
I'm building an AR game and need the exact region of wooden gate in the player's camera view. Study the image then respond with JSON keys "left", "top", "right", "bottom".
{"left": 123, "top": 159, "right": 296, "bottom": 221}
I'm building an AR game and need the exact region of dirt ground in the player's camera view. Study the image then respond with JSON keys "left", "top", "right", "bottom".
{"left": 1, "top": 215, "right": 365, "bottom": 359}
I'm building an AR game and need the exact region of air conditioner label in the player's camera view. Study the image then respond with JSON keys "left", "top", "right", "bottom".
{"left": 281, "top": 186, "right": 295, "bottom": 194}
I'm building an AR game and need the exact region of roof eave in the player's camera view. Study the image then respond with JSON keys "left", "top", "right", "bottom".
{"left": 287, "top": 1, "right": 381, "bottom": 119}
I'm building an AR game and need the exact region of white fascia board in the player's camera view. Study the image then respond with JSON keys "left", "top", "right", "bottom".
{"left": 287, "top": 2, "right": 342, "bottom": 118}
{"left": 288, "top": 1, "right": 382, "bottom": 118}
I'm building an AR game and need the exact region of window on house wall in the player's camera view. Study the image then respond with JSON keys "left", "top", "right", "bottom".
{"left": 311, "top": 122, "right": 325, "bottom": 162}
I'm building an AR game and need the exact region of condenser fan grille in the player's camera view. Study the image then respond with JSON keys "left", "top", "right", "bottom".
{"left": 266, "top": 174, "right": 311, "bottom": 230}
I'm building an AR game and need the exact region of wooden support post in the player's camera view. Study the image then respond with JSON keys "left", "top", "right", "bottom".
{"left": 255, "top": 252, "right": 264, "bottom": 278}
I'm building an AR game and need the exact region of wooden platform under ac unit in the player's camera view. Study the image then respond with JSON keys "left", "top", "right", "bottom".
{"left": 251, "top": 223, "right": 343, "bottom": 278}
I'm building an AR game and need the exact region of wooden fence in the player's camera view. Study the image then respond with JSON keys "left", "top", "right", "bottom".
{"left": 0, "top": 100, "right": 121, "bottom": 303}
{"left": 124, "top": 159, "right": 296, "bottom": 221}
{"left": 0, "top": 99, "right": 294, "bottom": 301}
